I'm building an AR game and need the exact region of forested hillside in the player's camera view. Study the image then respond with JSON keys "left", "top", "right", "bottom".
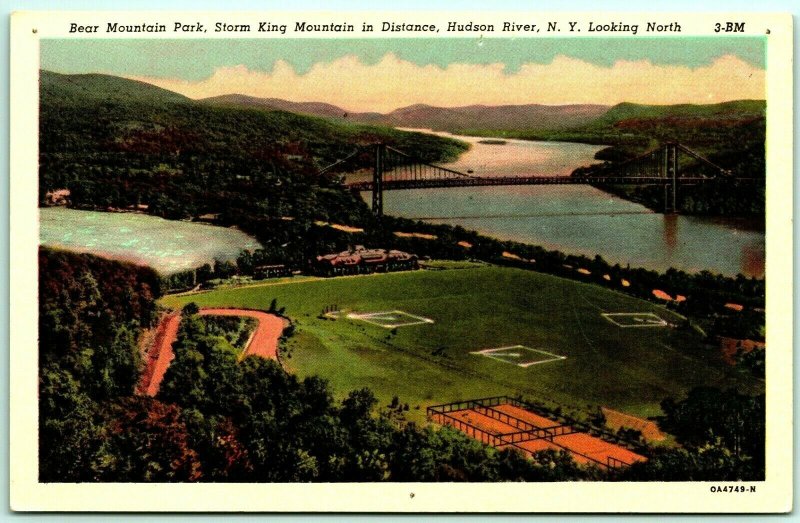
{"left": 584, "top": 102, "right": 766, "bottom": 216}
{"left": 39, "top": 248, "right": 170, "bottom": 480}
{"left": 40, "top": 70, "right": 467, "bottom": 228}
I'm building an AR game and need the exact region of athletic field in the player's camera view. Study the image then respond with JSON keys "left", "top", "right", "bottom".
{"left": 161, "top": 266, "right": 762, "bottom": 422}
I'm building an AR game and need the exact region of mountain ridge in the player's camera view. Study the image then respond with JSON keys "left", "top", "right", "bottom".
{"left": 200, "top": 93, "right": 610, "bottom": 132}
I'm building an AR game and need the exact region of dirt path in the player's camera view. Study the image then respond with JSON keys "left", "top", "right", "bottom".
{"left": 138, "top": 312, "right": 182, "bottom": 397}
{"left": 197, "top": 308, "right": 287, "bottom": 360}
{"left": 138, "top": 308, "right": 286, "bottom": 397}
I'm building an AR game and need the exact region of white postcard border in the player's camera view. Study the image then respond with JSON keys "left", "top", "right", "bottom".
{"left": 9, "top": 10, "right": 794, "bottom": 513}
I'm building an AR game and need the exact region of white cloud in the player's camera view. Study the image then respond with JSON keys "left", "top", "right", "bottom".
{"left": 130, "top": 53, "right": 765, "bottom": 112}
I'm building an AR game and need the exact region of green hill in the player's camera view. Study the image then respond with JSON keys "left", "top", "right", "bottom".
{"left": 40, "top": 70, "right": 192, "bottom": 105}
{"left": 578, "top": 101, "right": 766, "bottom": 216}
{"left": 39, "top": 70, "right": 467, "bottom": 229}
{"left": 587, "top": 100, "right": 765, "bottom": 129}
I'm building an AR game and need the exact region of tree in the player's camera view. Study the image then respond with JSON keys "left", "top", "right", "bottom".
{"left": 39, "top": 363, "right": 106, "bottom": 482}
{"left": 657, "top": 387, "right": 764, "bottom": 477}
{"left": 213, "top": 259, "right": 237, "bottom": 279}
{"left": 340, "top": 388, "right": 378, "bottom": 426}
{"left": 236, "top": 250, "right": 254, "bottom": 275}
{"left": 182, "top": 302, "right": 200, "bottom": 315}
{"left": 619, "top": 442, "right": 757, "bottom": 481}
{"left": 101, "top": 397, "right": 202, "bottom": 482}
{"left": 196, "top": 264, "right": 214, "bottom": 283}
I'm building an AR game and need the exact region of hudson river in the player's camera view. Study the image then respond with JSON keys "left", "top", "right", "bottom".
{"left": 371, "top": 131, "right": 765, "bottom": 278}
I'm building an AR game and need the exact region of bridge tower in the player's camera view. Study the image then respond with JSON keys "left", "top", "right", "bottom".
{"left": 372, "top": 143, "right": 385, "bottom": 217}
{"left": 662, "top": 142, "right": 679, "bottom": 214}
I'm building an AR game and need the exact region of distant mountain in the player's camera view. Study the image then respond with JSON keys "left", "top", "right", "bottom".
{"left": 202, "top": 94, "right": 385, "bottom": 122}
{"left": 381, "top": 103, "right": 609, "bottom": 132}
{"left": 200, "top": 94, "right": 609, "bottom": 133}
{"left": 40, "top": 70, "right": 192, "bottom": 105}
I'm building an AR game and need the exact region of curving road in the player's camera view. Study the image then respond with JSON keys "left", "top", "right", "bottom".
{"left": 197, "top": 308, "right": 287, "bottom": 360}
{"left": 138, "top": 308, "right": 286, "bottom": 397}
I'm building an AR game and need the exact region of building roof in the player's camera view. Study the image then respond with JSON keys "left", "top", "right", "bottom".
{"left": 315, "top": 246, "right": 417, "bottom": 266}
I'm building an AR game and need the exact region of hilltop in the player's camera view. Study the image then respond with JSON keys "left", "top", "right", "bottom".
{"left": 580, "top": 100, "right": 766, "bottom": 147}
{"left": 202, "top": 93, "right": 385, "bottom": 123}
{"left": 41, "top": 70, "right": 192, "bottom": 105}
{"left": 588, "top": 100, "right": 765, "bottom": 127}
{"left": 202, "top": 94, "right": 608, "bottom": 132}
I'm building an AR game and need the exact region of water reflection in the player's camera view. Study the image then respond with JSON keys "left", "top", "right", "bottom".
{"left": 662, "top": 214, "right": 678, "bottom": 258}
{"left": 740, "top": 240, "right": 766, "bottom": 279}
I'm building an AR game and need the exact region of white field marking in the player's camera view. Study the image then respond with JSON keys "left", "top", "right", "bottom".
{"left": 601, "top": 312, "right": 668, "bottom": 328}
{"left": 346, "top": 310, "right": 434, "bottom": 329}
{"left": 470, "top": 345, "right": 567, "bottom": 368}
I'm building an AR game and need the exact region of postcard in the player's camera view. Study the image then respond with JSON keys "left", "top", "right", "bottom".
{"left": 9, "top": 10, "right": 793, "bottom": 512}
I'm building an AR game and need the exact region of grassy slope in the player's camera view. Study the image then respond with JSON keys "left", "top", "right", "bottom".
{"left": 162, "top": 266, "right": 761, "bottom": 423}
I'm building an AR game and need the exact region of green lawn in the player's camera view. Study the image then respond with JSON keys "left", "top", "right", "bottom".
{"left": 161, "top": 266, "right": 762, "bottom": 423}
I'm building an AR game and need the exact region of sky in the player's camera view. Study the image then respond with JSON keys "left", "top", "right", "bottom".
{"left": 41, "top": 38, "right": 766, "bottom": 112}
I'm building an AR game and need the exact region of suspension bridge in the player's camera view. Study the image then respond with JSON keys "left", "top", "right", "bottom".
{"left": 320, "top": 142, "right": 754, "bottom": 216}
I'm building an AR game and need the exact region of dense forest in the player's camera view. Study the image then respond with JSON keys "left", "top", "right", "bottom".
{"left": 39, "top": 248, "right": 764, "bottom": 482}
{"left": 39, "top": 248, "right": 161, "bottom": 480}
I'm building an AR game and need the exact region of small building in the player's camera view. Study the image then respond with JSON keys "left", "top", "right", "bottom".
{"left": 196, "top": 213, "right": 221, "bottom": 223}
{"left": 254, "top": 264, "right": 292, "bottom": 280}
{"left": 313, "top": 245, "right": 418, "bottom": 276}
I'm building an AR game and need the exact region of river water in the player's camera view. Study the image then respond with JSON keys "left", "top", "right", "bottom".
{"left": 370, "top": 131, "right": 765, "bottom": 278}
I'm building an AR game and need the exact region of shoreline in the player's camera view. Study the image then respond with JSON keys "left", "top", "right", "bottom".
{"left": 40, "top": 204, "right": 766, "bottom": 283}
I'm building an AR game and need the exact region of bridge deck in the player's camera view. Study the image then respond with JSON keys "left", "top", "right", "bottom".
{"left": 347, "top": 175, "right": 714, "bottom": 191}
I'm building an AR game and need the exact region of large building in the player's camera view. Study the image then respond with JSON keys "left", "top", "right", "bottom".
{"left": 313, "top": 245, "right": 418, "bottom": 276}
